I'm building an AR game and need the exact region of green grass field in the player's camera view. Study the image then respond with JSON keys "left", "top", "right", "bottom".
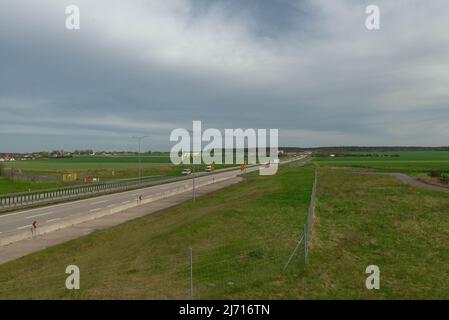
{"left": 0, "top": 178, "right": 62, "bottom": 195}
{"left": 0, "top": 155, "right": 242, "bottom": 196}
{"left": 2, "top": 156, "right": 176, "bottom": 181}
{"left": 0, "top": 156, "right": 235, "bottom": 192}
{"left": 2, "top": 159, "right": 449, "bottom": 299}
{"left": 297, "top": 167, "right": 449, "bottom": 299}
{"left": 313, "top": 151, "right": 449, "bottom": 175}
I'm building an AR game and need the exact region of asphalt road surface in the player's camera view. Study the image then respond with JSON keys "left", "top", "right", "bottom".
{"left": 353, "top": 171, "right": 449, "bottom": 193}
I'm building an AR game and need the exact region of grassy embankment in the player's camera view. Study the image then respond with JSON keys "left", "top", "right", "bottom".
{"left": 296, "top": 167, "right": 449, "bottom": 299}
{"left": 0, "top": 162, "right": 314, "bottom": 299}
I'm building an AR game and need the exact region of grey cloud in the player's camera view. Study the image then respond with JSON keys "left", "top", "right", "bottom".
{"left": 1, "top": 0, "right": 449, "bottom": 152}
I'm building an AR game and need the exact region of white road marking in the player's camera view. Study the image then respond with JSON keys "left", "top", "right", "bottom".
{"left": 17, "top": 225, "right": 31, "bottom": 230}
{"left": 89, "top": 208, "right": 102, "bottom": 212}
{"left": 107, "top": 204, "right": 117, "bottom": 208}
{"left": 91, "top": 200, "right": 108, "bottom": 205}
{"left": 25, "top": 212, "right": 54, "bottom": 219}
{"left": 122, "top": 201, "right": 131, "bottom": 204}
{"left": 46, "top": 218, "right": 61, "bottom": 223}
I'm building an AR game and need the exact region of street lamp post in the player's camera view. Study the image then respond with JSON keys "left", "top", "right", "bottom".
{"left": 192, "top": 161, "right": 196, "bottom": 201}
{"left": 186, "top": 129, "right": 197, "bottom": 202}
{"left": 132, "top": 136, "right": 149, "bottom": 183}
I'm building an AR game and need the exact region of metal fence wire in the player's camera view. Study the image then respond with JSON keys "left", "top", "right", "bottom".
{"left": 283, "top": 167, "right": 317, "bottom": 271}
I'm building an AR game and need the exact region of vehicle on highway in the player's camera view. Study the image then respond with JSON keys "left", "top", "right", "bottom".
{"left": 204, "top": 165, "right": 212, "bottom": 172}
{"left": 181, "top": 168, "right": 192, "bottom": 175}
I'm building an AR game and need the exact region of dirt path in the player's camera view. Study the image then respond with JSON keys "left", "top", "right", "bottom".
{"left": 353, "top": 171, "right": 449, "bottom": 194}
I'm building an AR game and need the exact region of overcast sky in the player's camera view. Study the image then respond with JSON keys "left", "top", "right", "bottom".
{"left": 1, "top": 0, "right": 449, "bottom": 152}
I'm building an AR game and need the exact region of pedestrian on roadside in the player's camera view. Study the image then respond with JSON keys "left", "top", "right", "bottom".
{"left": 31, "top": 220, "right": 38, "bottom": 238}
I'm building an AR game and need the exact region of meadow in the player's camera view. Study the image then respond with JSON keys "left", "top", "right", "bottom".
{"left": 298, "top": 167, "right": 449, "bottom": 299}
{"left": 0, "top": 155, "right": 210, "bottom": 185}
{"left": 313, "top": 151, "right": 449, "bottom": 175}
{"left": 0, "top": 178, "right": 62, "bottom": 195}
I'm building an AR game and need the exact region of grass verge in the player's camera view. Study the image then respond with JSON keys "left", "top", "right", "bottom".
{"left": 296, "top": 167, "right": 449, "bottom": 299}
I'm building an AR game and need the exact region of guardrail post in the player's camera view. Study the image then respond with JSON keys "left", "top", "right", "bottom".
{"left": 304, "top": 223, "right": 308, "bottom": 265}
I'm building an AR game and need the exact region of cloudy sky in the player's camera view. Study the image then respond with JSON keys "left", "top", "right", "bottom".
{"left": 1, "top": 0, "right": 448, "bottom": 152}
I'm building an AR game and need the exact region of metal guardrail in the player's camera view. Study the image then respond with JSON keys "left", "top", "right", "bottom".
{"left": 0, "top": 176, "right": 176, "bottom": 211}
{"left": 0, "top": 165, "right": 252, "bottom": 212}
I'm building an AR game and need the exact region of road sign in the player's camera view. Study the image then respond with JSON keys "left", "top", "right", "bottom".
{"left": 63, "top": 173, "right": 77, "bottom": 182}
{"left": 211, "top": 163, "right": 216, "bottom": 171}
{"left": 240, "top": 163, "right": 246, "bottom": 171}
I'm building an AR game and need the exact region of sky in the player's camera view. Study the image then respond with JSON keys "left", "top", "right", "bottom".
{"left": 1, "top": 0, "right": 449, "bottom": 152}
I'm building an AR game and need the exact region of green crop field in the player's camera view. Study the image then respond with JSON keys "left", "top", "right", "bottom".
{"left": 0, "top": 155, "right": 240, "bottom": 196}
{"left": 1, "top": 156, "right": 189, "bottom": 186}
{"left": 0, "top": 178, "right": 62, "bottom": 195}
{"left": 2, "top": 156, "right": 234, "bottom": 178}
{"left": 313, "top": 151, "right": 449, "bottom": 174}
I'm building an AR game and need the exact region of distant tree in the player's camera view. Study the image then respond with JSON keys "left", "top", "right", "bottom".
{"left": 0, "top": 162, "right": 3, "bottom": 177}
{"left": 429, "top": 171, "right": 442, "bottom": 178}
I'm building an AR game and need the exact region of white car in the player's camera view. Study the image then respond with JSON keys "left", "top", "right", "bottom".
{"left": 181, "top": 168, "right": 192, "bottom": 175}
{"left": 204, "top": 165, "right": 212, "bottom": 172}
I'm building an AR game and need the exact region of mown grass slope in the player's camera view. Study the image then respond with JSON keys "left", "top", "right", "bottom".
{"left": 0, "top": 162, "right": 314, "bottom": 299}
{"left": 297, "top": 167, "right": 449, "bottom": 299}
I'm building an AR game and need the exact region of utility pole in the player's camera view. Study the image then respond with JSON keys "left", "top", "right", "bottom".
{"left": 132, "top": 136, "right": 149, "bottom": 183}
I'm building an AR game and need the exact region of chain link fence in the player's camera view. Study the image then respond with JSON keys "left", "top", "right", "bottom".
{"left": 283, "top": 167, "right": 317, "bottom": 271}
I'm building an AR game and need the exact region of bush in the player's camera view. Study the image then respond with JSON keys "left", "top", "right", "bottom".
{"left": 440, "top": 173, "right": 449, "bottom": 184}
{"left": 429, "top": 170, "right": 442, "bottom": 178}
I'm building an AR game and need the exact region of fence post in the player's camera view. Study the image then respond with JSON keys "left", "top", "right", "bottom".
{"left": 189, "top": 247, "right": 193, "bottom": 300}
{"left": 304, "top": 223, "right": 308, "bottom": 265}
